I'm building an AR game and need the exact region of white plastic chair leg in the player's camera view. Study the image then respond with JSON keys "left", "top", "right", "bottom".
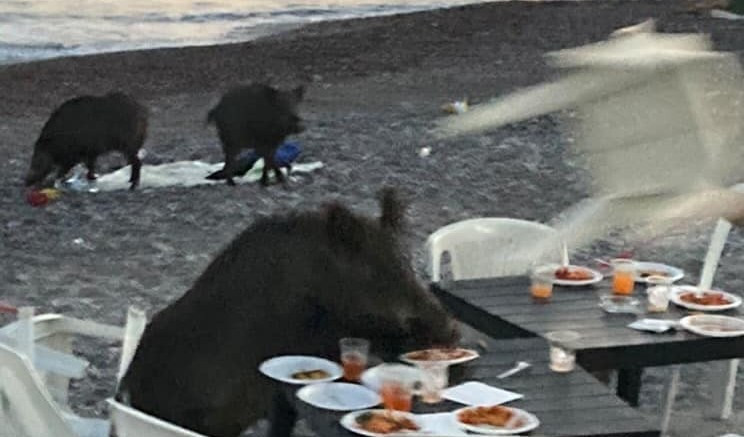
{"left": 117, "top": 306, "right": 147, "bottom": 382}
{"left": 708, "top": 359, "right": 739, "bottom": 420}
{"left": 660, "top": 365, "right": 680, "bottom": 437}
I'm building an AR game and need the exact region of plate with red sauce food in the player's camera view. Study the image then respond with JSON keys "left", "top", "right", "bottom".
{"left": 633, "top": 261, "right": 684, "bottom": 284}
{"left": 551, "top": 265, "right": 603, "bottom": 286}
{"left": 453, "top": 405, "right": 540, "bottom": 435}
{"left": 679, "top": 315, "right": 744, "bottom": 338}
{"left": 670, "top": 286, "right": 742, "bottom": 312}
{"left": 340, "top": 409, "right": 424, "bottom": 437}
{"left": 400, "top": 348, "right": 479, "bottom": 365}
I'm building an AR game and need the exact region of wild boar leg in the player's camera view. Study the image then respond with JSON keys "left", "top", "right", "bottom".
{"left": 223, "top": 153, "right": 237, "bottom": 186}
{"left": 128, "top": 153, "right": 142, "bottom": 190}
{"left": 85, "top": 156, "right": 97, "bottom": 180}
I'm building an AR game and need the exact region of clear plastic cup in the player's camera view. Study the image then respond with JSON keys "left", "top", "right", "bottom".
{"left": 611, "top": 259, "right": 636, "bottom": 295}
{"left": 530, "top": 266, "right": 554, "bottom": 301}
{"left": 645, "top": 275, "right": 672, "bottom": 313}
{"left": 545, "top": 331, "right": 580, "bottom": 373}
{"left": 415, "top": 362, "right": 449, "bottom": 404}
{"left": 377, "top": 364, "right": 418, "bottom": 411}
{"left": 339, "top": 338, "right": 369, "bottom": 382}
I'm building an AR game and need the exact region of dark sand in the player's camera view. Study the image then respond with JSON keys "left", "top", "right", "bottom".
{"left": 2, "top": 1, "right": 744, "bottom": 435}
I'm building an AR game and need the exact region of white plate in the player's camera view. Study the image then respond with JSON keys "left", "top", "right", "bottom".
{"left": 340, "top": 409, "right": 424, "bottom": 437}
{"left": 453, "top": 406, "right": 540, "bottom": 435}
{"left": 361, "top": 364, "right": 423, "bottom": 393}
{"left": 670, "top": 285, "right": 742, "bottom": 312}
{"left": 633, "top": 262, "right": 684, "bottom": 283}
{"left": 297, "top": 382, "right": 380, "bottom": 411}
{"left": 550, "top": 264, "right": 604, "bottom": 286}
{"left": 399, "top": 348, "right": 479, "bottom": 366}
{"left": 679, "top": 315, "right": 744, "bottom": 337}
{"left": 258, "top": 355, "right": 342, "bottom": 385}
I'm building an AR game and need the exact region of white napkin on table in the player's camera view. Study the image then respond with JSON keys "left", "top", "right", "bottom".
{"left": 442, "top": 381, "right": 523, "bottom": 406}
{"left": 417, "top": 413, "right": 467, "bottom": 436}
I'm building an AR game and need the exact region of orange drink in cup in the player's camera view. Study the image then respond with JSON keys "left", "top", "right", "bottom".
{"left": 377, "top": 364, "right": 417, "bottom": 412}
{"left": 380, "top": 381, "right": 413, "bottom": 411}
{"left": 339, "top": 338, "right": 369, "bottom": 382}
{"left": 530, "top": 266, "right": 554, "bottom": 301}
{"left": 611, "top": 259, "right": 636, "bottom": 295}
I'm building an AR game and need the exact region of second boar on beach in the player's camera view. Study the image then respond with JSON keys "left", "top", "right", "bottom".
{"left": 207, "top": 83, "right": 305, "bottom": 187}
{"left": 24, "top": 92, "right": 148, "bottom": 191}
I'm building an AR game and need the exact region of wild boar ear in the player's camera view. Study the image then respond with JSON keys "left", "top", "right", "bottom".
{"left": 378, "top": 187, "right": 406, "bottom": 232}
{"left": 325, "top": 202, "right": 366, "bottom": 252}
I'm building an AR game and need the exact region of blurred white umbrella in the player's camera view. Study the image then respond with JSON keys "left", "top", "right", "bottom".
{"left": 437, "top": 22, "right": 744, "bottom": 253}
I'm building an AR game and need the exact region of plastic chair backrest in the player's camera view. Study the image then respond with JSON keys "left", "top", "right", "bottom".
{"left": 698, "top": 183, "right": 744, "bottom": 289}
{"left": 0, "top": 343, "right": 78, "bottom": 437}
{"left": 107, "top": 399, "right": 207, "bottom": 437}
{"left": 426, "top": 218, "right": 565, "bottom": 281}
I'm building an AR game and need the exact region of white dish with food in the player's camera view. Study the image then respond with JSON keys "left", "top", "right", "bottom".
{"left": 453, "top": 405, "right": 540, "bottom": 435}
{"left": 633, "top": 262, "right": 684, "bottom": 284}
{"left": 399, "top": 348, "right": 479, "bottom": 365}
{"left": 340, "top": 409, "right": 424, "bottom": 437}
{"left": 259, "top": 355, "right": 342, "bottom": 385}
{"left": 551, "top": 264, "right": 604, "bottom": 286}
{"left": 669, "top": 285, "right": 742, "bottom": 312}
{"left": 679, "top": 315, "right": 744, "bottom": 337}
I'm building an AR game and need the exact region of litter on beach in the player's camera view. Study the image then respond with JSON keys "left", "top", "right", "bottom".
{"left": 90, "top": 159, "right": 324, "bottom": 191}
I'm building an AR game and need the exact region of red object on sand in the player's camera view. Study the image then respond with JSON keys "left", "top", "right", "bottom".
{"left": 26, "top": 190, "right": 49, "bottom": 207}
{"left": 616, "top": 251, "right": 634, "bottom": 259}
{"left": 0, "top": 302, "right": 18, "bottom": 314}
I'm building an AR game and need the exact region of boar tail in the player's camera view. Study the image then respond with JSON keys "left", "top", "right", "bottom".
{"left": 379, "top": 187, "right": 406, "bottom": 232}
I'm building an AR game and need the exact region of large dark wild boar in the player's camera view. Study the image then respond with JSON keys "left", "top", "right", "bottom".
{"left": 24, "top": 92, "right": 147, "bottom": 190}
{"left": 207, "top": 83, "right": 305, "bottom": 187}
{"left": 120, "top": 188, "right": 460, "bottom": 437}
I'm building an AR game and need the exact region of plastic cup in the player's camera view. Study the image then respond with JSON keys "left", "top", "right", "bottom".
{"left": 377, "top": 364, "right": 417, "bottom": 411}
{"left": 530, "top": 266, "right": 554, "bottom": 302}
{"left": 339, "top": 338, "right": 369, "bottom": 382}
{"left": 645, "top": 275, "right": 672, "bottom": 313}
{"left": 611, "top": 259, "right": 636, "bottom": 295}
{"left": 545, "top": 331, "right": 580, "bottom": 373}
{"left": 415, "top": 362, "right": 449, "bottom": 404}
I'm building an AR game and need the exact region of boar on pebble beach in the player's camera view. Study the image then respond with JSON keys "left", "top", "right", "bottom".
{"left": 119, "top": 187, "right": 460, "bottom": 437}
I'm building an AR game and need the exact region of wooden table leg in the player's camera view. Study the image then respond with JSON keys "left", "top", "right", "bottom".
{"left": 617, "top": 368, "right": 643, "bottom": 406}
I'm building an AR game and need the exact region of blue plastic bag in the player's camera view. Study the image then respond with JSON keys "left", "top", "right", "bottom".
{"left": 206, "top": 141, "right": 301, "bottom": 180}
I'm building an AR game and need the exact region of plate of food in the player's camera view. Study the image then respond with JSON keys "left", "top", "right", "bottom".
{"left": 552, "top": 264, "right": 603, "bottom": 286}
{"left": 340, "top": 409, "right": 423, "bottom": 437}
{"left": 297, "top": 382, "right": 380, "bottom": 411}
{"left": 669, "top": 286, "right": 742, "bottom": 312}
{"left": 399, "top": 348, "right": 479, "bottom": 365}
{"left": 454, "top": 405, "right": 540, "bottom": 435}
{"left": 633, "top": 262, "right": 684, "bottom": 284}
{"left": 259, "top": 355, "right": 342, "bottom": 385}
{"left": 679, "top": 315, "right": 744, "bottom": 337}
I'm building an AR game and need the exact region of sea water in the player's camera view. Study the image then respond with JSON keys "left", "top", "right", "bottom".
{"left": 0, "top": 0, "right": 500, "bottom": 64}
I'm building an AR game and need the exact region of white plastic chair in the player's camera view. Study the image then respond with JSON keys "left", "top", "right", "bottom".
{"left": 660, "top": 183, "right": 744, "bottom": 434}
{"left": 107, "top": 399, "right": 208, "bottom": 437}
{"left": 0, "top": 306, "right": 147, "bottom": 437}
{"left": 0, "top": 342, "right": 82, "bottom": 437}
{"left": 426, "top": 217, "right": 568, "bottom": 281}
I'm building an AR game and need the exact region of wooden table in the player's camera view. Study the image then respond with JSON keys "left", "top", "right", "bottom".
{"left": 293, "top": 337, "right": 659, "bottom": 437}
{"left": 431, "top": 276, "right": 744, "bottom": 405}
